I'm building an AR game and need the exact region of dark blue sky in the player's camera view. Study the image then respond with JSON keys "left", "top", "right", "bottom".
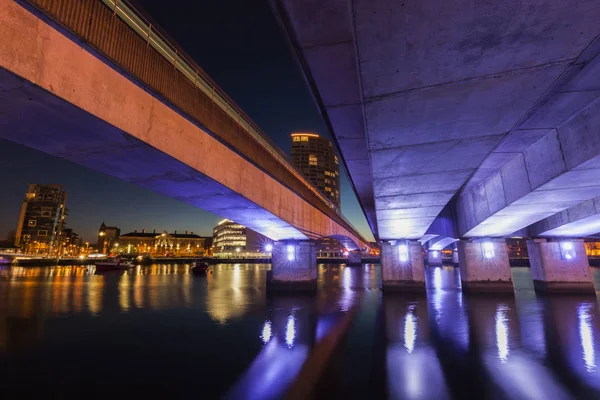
{"left": 0, "top": 0, "right": 373, "bottom": 243}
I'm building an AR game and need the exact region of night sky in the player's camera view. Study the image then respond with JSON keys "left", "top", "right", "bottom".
{"left": 0, "top": 0, "right": 373, "bottom": 243}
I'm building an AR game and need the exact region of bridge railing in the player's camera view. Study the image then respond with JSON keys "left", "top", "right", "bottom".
{"left": 23, "top": 0, "right": 368, "bottom": 243}
{"left": 100, "top": 0, "right": 338, "bottom": 211}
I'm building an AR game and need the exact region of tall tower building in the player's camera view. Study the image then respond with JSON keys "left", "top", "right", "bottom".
{"left": 14, "top": 184, "right": 67, "bottom": 254}
{"left": 290, "top": 132, "right": 340, "bottom": 208}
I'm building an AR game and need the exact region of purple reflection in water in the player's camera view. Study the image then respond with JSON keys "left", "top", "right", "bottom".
{"left": 578, "top": 304, "right": 596, "bottom": 373}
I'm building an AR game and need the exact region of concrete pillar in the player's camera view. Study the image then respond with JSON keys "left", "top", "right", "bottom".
{"left": 452, "top": 249, "right": 459, "bottom": 264}
{"left": 347, "top": 250, "right": 361, "bottom": 265}
{"left": 426, "top": 250, "right": 442, "bottom": 266}
{"left": 457, "top": 239, "right": 513, "bottom": 292}
{"left": 381, "top": 240, "right": 425, "bottom": 291}
{"left": 267, "top": 241, "right": 317, "bottom": 291}
{"left": 526, "top": 238, "right": 594, "bottom": 294}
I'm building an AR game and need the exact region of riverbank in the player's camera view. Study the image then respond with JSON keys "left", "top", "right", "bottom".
{"left": 7, "top": 256, "right": 382, "bottom": 266}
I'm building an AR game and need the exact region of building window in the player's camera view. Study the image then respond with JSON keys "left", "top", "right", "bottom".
{"left": 325, "top": 187, "right": 332, "bottom": 192}
{"left": 309, "top": 154, "right": 318, "bottom": 166}
{"left": 301, "top": 136, "right": 309, "bottom": 141}
{"left": 28, "top": 219, "right": 36, "bottom": 227}
{"left": 22, "top": 234, "right": 31, "bottom": 242}
{"left": 38, "top": 230, "right": 48, "bottom": 236}
{"left": 293, "top": 136, "right": 300, "bottom": 142}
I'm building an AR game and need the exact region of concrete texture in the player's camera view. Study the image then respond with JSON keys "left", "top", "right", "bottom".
{"left": 456, "top": 41, "right": 600, "bottom": 237}
{"left": 0, "top": 0, "right": 367, "bottom": 250}
{"left": 457, "top": 239, "right": 513, "bottom": 292}
{"left": 380, "top": 241, "right": 425, "bottom": 291}
{"left": 526, "top": 239, "right": 595, "bottom": 294}
{"left": 529, "top": 197, "right": 600, "bottom": 237}
{"left": 274, "top": 0, "right": 600, "bottom": 240}
{"left": 267, "top": 241, "right": 317, "bottom": 291}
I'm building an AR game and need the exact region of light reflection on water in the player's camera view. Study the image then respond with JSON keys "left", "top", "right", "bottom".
{"left": 0, "top": 263, "right": 599, "bottom": 397}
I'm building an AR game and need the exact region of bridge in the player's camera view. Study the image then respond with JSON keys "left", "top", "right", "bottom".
{"left": 272, "top": 0, "right": 600, "bottom": 293}
{"left": 0, "top": 0, "right": 370, "bottom": 290}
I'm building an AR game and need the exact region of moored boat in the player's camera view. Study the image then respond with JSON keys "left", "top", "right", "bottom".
{"left": 191, "top": 261, "right": 210, "bottom": 274}
{"left": 95, "top": 257, "right": 134, "bottom": 271}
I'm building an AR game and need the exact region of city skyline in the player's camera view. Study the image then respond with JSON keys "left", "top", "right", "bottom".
{"left": 0, "top": 0, "right": 373, "bottom": 243}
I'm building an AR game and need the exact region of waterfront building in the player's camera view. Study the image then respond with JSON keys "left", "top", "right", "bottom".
{"left": 117, "top": 229, "right": 210, "bottom": 256}
{"left": 97, "top": 222, "right": 120, "bottom": 254}
{"left": 212, "top": 219, "right": 270, "bottom": 258}
{"left": 290, "top": 132, "right": 340, "bottom": 208}
{"left": 14, "top": 184, "right": 67, "bottom": 255}
{"left": 59, "top": 228, "right": 81, "bottom": 256}
{"left": 317, "top": 237, "right": 345, "bottom": 258}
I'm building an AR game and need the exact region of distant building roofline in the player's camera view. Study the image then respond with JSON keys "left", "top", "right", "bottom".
{"left": 291, "top": 132, "right": 320, "bottom": 138}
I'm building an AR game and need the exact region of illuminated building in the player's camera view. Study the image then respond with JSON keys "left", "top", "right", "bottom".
{"left": 59, "top": 228, "right": 81, "bottom": 256}
{"left": 317, "top": 238, "right": 345, "bottom": 258}
{"left": 290, "top": 132, "right": 340, "bottom": 208}
{"left": 97, "top": 222, "right": 120, "bottom": 254}
{"left": 14, "top": 184, "right": 67, "bottom": 255}
{"left": 212, "top": 219, "right": 270, "bottom": 258}
{"left": 117, "top": 229, "right": 210, "bottom": 256}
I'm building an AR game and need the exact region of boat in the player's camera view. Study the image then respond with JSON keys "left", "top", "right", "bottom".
{"left": 95, "top": 257, "right": 134, "bottom": 271}
{"left": 191, "top": 261, "right": 210, "bottom": 274}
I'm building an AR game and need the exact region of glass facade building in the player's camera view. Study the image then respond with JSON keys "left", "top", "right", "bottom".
{"left": 212, "top": 219, "right": 270, "bottom": 258}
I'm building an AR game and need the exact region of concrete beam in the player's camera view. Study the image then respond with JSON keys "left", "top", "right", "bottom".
{"left": 274, "top": 0, "right": 600, "bottom": 241}
{"left": 529, "top": 197, "right": 600, "bottom": 237}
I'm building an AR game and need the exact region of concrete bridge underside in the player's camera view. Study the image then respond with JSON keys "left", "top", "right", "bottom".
{"left": 0, "top": 0, "right": 367, "bottom": 253}
{"left": 273, "top": 0, "right": 600, "bottom": 241}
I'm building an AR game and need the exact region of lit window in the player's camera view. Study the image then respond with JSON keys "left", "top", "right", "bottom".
{"left": 325, "top": 187, "right": 332, "bottom": 192}
{"left": 293, "top": 136, "right": 300, "bottom": 142}
{"left": 28, "top": 220, "right": 36, "bottom": 227}
{"left": 301, "top": 136, "right": 309, "bottom": 141}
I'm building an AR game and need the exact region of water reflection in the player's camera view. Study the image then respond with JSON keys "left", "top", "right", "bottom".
{"left": 1, "top": 263, "right": 600, "bottom": 398}
{"left": 579, "top": 304, "right": 596, "bottom": 372}
{"left": 205, "top": 264, "right": 268, "bottom": 324}
{"left": 385, "top": 293, "right": 450, "bottom": 399}
{"left": 261, "top": 320, "right": 272, "bottom": 344}
{"left": 495, "top": 304, "right": 510, "bottom": 363}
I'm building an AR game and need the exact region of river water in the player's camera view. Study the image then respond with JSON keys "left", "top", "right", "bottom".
{"left": 0, "top": 264, "right": 599, "bottom": 399}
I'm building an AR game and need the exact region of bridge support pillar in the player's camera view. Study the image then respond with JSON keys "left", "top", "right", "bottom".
{"left": 527, "top": 238, "right": 594, "bottom": 294}
{"left": 452, "top": 249, "right": 459, "bottom": 264}
{"left": 458, "top": 239, "right": 513, "bottom": 292}
{"left": 426, "top": 250, "right": 442, "bottom": 266}
{"left": 267, "top": 241, "right": 317, "bottom": 291}
{"left": 347, "top": 250, "right": 361, "bottom": 265}
{"left": 381, "top": 240, "right": 425, "bottom": 292}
